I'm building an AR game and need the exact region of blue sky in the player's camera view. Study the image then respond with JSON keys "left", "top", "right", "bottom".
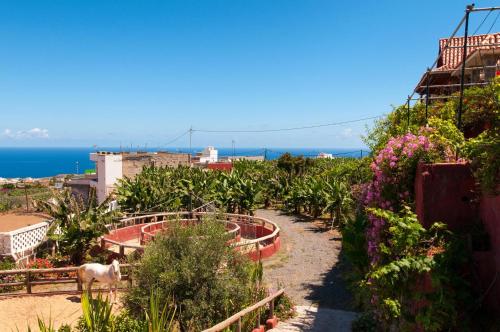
{"left": 1, "top": 0, "right": 498, "bottom": 148}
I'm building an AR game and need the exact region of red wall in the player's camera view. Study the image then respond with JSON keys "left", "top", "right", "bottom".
{"left": 207, "top": 163, "right": 233, "bottom": 171}
{"left": 478, "top": 193, "right": 500, "bottom": 312}
{"left": 415, "top": 162, "right": 500, "bottom": 313}
{"left": 104, "top": 224, "right": 146, "bottom": 243}
{"left": 415, "top": 162, "right": 477, "bottom": 231}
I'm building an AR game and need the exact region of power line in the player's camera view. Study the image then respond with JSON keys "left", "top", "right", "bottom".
{"left": 192, "top": 115, "right": 382, "bottom": 133}
{"left": 472, "top": 9, "right": 493, "bottom": 35}
{"left": 164, "top": 130, "right": 190, "bottom": 146}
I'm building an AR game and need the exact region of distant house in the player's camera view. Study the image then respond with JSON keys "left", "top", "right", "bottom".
{"left": 415, "top": 33, "right": 500, "bottom": 97}
{"left": 316, "top": 152, "right": 334, "bottom": 159}
{"left": 194, "top": 146, "right": 218, "bottom": 164}
{"left": 68, "top": 151, "right": 191, "bottom": 204}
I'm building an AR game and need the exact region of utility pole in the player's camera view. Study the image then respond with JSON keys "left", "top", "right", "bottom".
{"left": 264, "top": 148, "right": 268, "bottom": 161}
{"left": 189, "top": 126, "right": 193, "bottom": 157}
{"left": 360, "top": 149, "right": 363, "bottom": 158}
{"left": 24, "top": 184, "right": 29, "bottom": 212}
{"left": 457, "top": 4, "right": 473, "bottom": 131}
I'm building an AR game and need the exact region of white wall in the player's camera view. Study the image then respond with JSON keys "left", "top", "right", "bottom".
{"left": 200, "top": 146, "right": 218, "bottom": 163}
{"left": 92, "top": 153, "right": 123, "bottom": 204}
{"left": 0, "top": 221, "right": 49, "bottom": 262}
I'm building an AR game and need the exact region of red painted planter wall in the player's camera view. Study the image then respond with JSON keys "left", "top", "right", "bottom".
{"left": 415, "top": 162, "right": 500, "bottom": 313}
{"left": 478, "top": 193, "right": 500, "bottom": 312}
{"left": 104, "top": 224, "right": 146, "bottom": 243}
{"left": 414, "top": 162, "right": 477, "bottom": 231}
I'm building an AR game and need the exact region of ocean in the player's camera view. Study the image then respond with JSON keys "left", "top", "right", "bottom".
{"left": 0, "top": 147, "right": 368, "bottom": 179}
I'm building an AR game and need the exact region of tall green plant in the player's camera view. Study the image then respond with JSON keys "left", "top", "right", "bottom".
{"left": 126, "top": 217, "right": 257, "bottom": 331}
{"left": 37, "top": 188, "right": 115, "bottom": 264}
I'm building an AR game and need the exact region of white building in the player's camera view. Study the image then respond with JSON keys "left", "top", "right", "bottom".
{"left": 87, "top": 151, "right": 191, "bottom": 204}
{"left": 199, "top": 146, "right": 218, "bottom": 163}
{"left": 90, "top": 153, "right": 123, "bottom": 204}
{"left": 317, "top": 152, "right": 334, "bottom": 159}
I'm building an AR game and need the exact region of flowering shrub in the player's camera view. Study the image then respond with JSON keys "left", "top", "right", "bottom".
{"left": 27, "top": 258, "right": 55, "bottom": 280}
{"left": 26, "top": 258, "right": 54, "bottom": 270}
{"left": 364, "top": 131, "right": 450, "bottom": 265}
{"left": 355, "top": 126, "right": 471, "bottom": 330}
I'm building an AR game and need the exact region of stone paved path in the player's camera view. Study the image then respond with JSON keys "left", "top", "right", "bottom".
{"left": 256, "top": 209, "right": 357, "bottom": 332}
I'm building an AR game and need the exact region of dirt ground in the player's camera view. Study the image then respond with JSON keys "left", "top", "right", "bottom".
{"left": 0, "top": 212, "right": 49, "bottom": 232}
{"left": 0, "top": 209, "right": 356, "bottom": 331}
{"left": 257, "top": 209, "right": 357, "bottom": 332}
{"left": 257, "top": 209, "right": 353, "bottom": 310}
{"left": 0, "top": 292, "right": 124, "bottom": 332}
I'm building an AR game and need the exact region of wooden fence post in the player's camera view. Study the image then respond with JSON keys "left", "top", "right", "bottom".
{"left": 256, "top": 242, "right": 261, "bottom": 262}
{"left": 269, "top": 298, "right": 275, "bottom": 319}
{"left": 119, "top": 245, "right": 125, "bottom": 257}
{"left": 237, "top": 317, "right": 241, "bottom": 332}
{"left": 26, "top": 271, "right": 32, "bottom": 294}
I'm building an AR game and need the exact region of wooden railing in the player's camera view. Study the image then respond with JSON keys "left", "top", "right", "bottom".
{"left": 0, "top": 263, "right": 134, "bottom": 297}
{"left": 203, "top": 288, "right": 285, "bottom": 332}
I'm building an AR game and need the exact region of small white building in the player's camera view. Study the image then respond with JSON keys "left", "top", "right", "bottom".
{"left": 90, "top": 153, "right": 123, "bottom": 204}
{"left": 317, "top": 152, "right": 334, "bottom": 159}
{"left": 199, "top": 146, "right": 218, "bottom": 163}
{"left": 88, "top": 151, "right": 191, "bottom": 204}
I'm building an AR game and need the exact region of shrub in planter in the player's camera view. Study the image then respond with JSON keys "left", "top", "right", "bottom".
{"left": 125, "top": 217, "right": 258, "bottom": 331}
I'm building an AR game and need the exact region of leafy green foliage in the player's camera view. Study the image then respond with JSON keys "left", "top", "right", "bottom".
{"left": 125, "top": 217, "right": 259, "bottom": 331}
{"left": 79, "top": 292, "right": 114, "bottom": 332}
{"left": 464, "top": 128, "right": 500, "bottom": 194}
{"left": 363, "top": 78, "right": 498, "bottom": 155}
{"left": 362, "top": 207, "right": 470, "bottom": 331}
{"left": 116, "top": 157, "right": 369, "bottom": 224}
{"left": 37, "top": 188, "right": 116, "bottom": 265}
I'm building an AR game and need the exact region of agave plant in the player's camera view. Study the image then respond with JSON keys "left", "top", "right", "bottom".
{"left": 81, "top": 292, "right": 115, "bottom": 332}
{"left": 145, "top": 292, "right": 177, "bottom": 332}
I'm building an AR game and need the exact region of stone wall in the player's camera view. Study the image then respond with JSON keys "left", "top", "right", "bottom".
{"left": 122, "top": 152, "right": 191, "bottom": 178}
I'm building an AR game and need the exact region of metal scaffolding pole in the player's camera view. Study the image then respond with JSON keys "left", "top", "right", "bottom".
{"left": 406, "top": 96, "right": 411, "bottom": 131}
{"left": 425, "top": 68, "right": 431, "bottom": 122}
{"left": 457, "top": 4, "right": 473, "bottom": 131}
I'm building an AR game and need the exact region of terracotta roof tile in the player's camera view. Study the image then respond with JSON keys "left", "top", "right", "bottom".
{"left": 437, "top": 32, "right": 500, "bottom": 70}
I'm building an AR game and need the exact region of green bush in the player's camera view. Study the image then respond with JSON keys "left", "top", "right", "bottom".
{"left": 464, "top": 129, "right": 500, "bottom": 194}
{"left": 125, "top": 217, "right": 258, "bottom": 331}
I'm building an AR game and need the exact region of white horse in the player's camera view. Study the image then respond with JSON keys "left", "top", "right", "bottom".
{"left": 77, "top": 259, "right": 122, "bottom": 303}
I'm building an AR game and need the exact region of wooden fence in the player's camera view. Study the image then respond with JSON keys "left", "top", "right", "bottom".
{"left": 0, "top": 263, "right": 133, "bottom": 297}
{"left": 203, "top": 288, "right": 285, "bottom": 332}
